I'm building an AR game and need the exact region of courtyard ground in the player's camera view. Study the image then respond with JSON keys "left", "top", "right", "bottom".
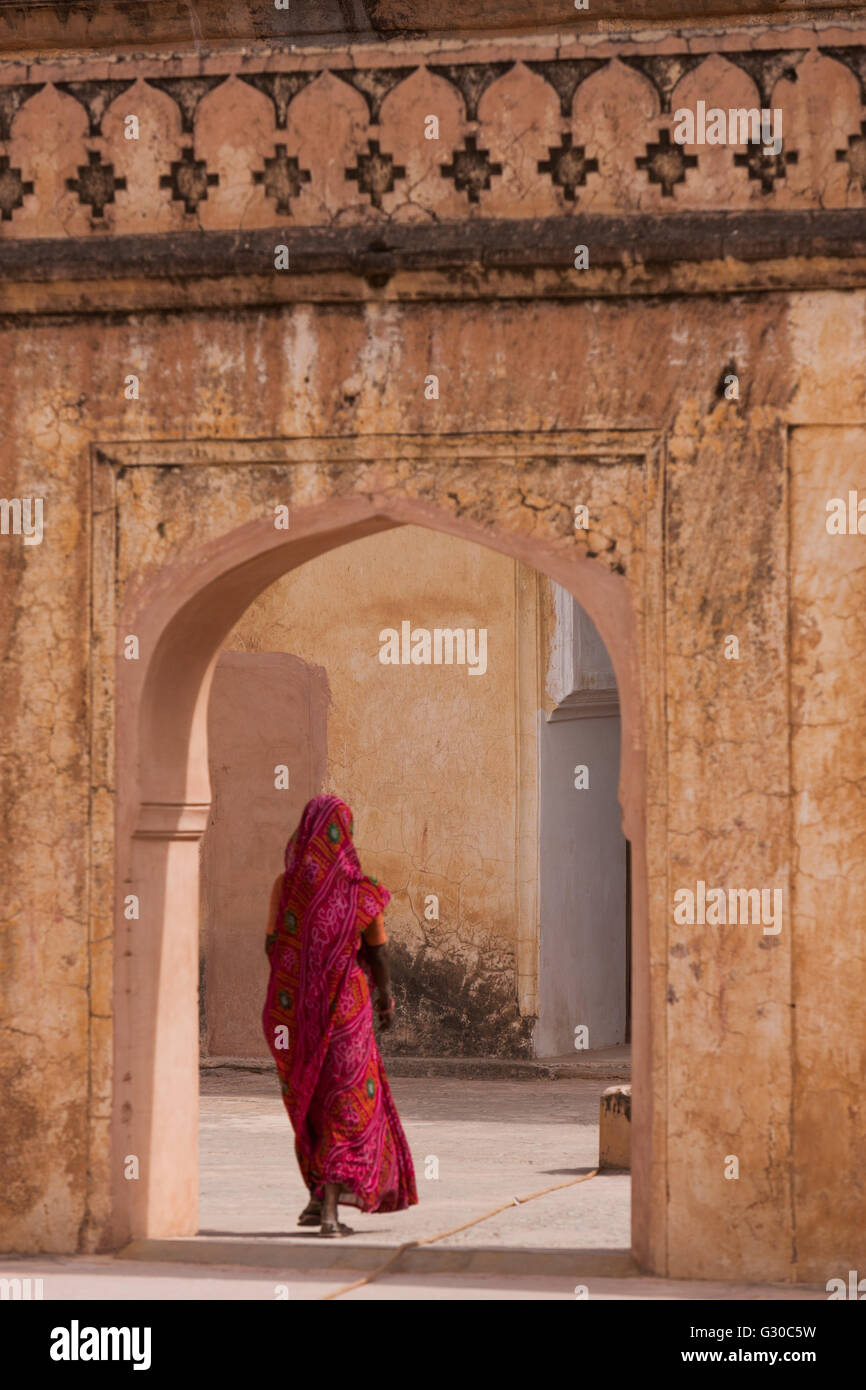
{"left": 0, "top": 1072, "right": 826, "bottom": 1300}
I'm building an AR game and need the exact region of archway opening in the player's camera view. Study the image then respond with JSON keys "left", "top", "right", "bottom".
{"left": 113, "top": 494, "right": 649, "bottom": 1264}
{"left": 194, "top": 522, "right": 632, "bottom": 1255}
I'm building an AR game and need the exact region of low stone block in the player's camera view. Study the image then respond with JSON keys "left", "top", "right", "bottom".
{"left": 599, "top": 1084, "right": 631, "bottom": 1170}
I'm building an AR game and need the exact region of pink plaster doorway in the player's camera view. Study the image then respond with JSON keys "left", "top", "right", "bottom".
{"left": 109, "top": 482, "right": 653, "bottom": 1267}
{"left": 200, "top": 651, "right": 330, "bottom": 1060}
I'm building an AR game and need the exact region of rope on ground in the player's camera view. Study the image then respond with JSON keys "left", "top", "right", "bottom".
{"left": 319, "top": 1167, "right": 598, "bottom": 1300}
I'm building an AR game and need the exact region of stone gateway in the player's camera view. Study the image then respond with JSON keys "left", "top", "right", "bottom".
{"left": 0, "top": 1, "right": 864, "bottom": 1288}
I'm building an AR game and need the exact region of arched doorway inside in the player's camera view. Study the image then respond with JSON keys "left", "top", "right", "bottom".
{"left": 196, "top": 527, "right": 630, "bottom": 1068}
{"left": 194, "top": 522, "right": 634, "bottom": 1253}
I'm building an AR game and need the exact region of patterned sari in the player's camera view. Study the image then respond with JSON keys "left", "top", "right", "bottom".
{"left": 262, "top": 794, "right": 418, "bottom": 1213}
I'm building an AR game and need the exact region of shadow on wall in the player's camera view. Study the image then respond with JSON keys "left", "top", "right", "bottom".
{"left": 381, "top": 940, "right": 535, "bottom": 1058}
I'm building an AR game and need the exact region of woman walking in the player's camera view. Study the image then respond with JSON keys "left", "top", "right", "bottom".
{"left": 262, "top": 794, "right": 418, "bottom": 1236}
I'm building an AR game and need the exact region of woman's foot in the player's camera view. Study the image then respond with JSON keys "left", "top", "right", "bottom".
{"left": 320, "top": 1181, "right": 353, "bottom": 1236}
{"left": 297, "top": 1196, "right": 322, "bottom": 1227}
{"left": 320, "top": 1218, "right": 354, "bottom": 1238}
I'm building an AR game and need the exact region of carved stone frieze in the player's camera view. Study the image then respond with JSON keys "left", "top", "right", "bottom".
{"left": 0, "top": 41, "right": 862, "bottom": 244}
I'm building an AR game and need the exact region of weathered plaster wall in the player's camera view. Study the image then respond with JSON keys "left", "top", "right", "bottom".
{"left": 220, "top": 525, "right": 532, "bottom": 1057}
{"left": 1, "top": 283, "right": 864, "bottom": 1281}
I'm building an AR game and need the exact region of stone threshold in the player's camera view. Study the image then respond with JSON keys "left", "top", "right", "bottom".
{"left": 201, "top": 1049, "right": 631, "bottom": 1081}
{"left": 119, "top": 1237, "right": 636, "bottom": 1279}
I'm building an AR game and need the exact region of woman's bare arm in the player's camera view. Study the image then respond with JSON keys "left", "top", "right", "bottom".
{"left": 364, "top": 923, "right": 393, "bottom": 1031}
{"left": 365, "top": 942, "right": 391, "bottom": 999}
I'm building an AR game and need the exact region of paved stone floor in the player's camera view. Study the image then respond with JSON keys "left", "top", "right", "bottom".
{"left": 0, "top": 1074, "right": 825, "bottom": 1299}
{"left": 197, "top": 1072, "right": 631, "bottom": 1251}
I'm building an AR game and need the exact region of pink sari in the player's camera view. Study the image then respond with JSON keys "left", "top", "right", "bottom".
{"left": 262, "top": 795, "right": 418, "bottom": 1213}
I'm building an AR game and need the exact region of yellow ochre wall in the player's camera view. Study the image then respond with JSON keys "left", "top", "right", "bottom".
{"left": 216, "top": 525, "right": 532, "bottom": 1056}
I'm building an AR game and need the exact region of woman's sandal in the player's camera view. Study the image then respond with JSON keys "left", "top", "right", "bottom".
{"left": 297, "top": 1198, "right": 323, "bottom": 1227}
{"left": 319, "top": 1219, "right": 354, "bottom": 1238}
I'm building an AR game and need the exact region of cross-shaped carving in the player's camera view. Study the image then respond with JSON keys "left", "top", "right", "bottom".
{"left": 734, "top": 145, "right": 798, "bottom": 194}
{"left": 538, "top": 132, "right": 599, "bottom": 202}
{"left": 441, "top": 135, "right": 502, "bottom": 204}
{"left": 253, "top": 145, "right": 311, "bottom": 215}
{"left": 345, "top": 139, "right": 406, "bottom": 210}
{"left": 635, "top": 128, "right": 697, "bottom": 198}
{"left": 66, "top": 149, "right": 126, "bottom": 218}
{"left": 159, "top": 146, "right": 219, "bottom": 215}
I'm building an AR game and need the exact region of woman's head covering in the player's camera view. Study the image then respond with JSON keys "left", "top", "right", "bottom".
{"left": 281, "top": 793, "right": 390, "bottom": 936}
{"left": 274, "top": 796, "right": 390, "bottom": 1049}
